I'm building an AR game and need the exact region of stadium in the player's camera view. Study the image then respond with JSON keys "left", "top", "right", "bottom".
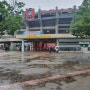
{"left": 16, "top": 6, "right": 90, "bottom": 52}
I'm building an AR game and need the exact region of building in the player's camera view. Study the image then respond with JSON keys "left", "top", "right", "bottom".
{"left": 16, "top": 6, "right": 90, "bottom": 52}
{"left": 0, "top": 34, "right": 22, "bottom": 50}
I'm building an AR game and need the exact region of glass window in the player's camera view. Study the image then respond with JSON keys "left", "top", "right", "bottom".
{"left": 42, "top": 19, "right": 56, "bottom": 26}
{"left": 28, "top": 20, "right": 40, "bottom": 27}
{"left": 58, "top": 18, "right": 72, "bottom": 24}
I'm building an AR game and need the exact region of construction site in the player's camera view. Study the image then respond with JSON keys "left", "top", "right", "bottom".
{"left": 0, "top": 50, "right": 90, "bottom": 90}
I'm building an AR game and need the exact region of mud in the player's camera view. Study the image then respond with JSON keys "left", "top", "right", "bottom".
{"left": 0, "top": 51, "right": 90, "bottom": 90}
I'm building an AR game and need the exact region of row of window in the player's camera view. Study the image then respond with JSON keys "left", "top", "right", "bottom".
{"left": 28, "top": 21, "right": 40, "bottom": 27}
{"left": 43, "top": 30, "right": 69, "bottom": 34}
{"left": 59, "top": 42, "right": 78, "bottom": 45}
{"left": 34, "top": 13, "right": 73, "bottom": 18}
{"left": 59, "top": 47, "right": 81, "bottom": 51}
{"left": 16, "top": 30, "right": 69, "bottom": 35}
{"left": 59, "top": 47, "right": 90, "bottom": 51}
{"left": 27, "top": 18, "right": 72, "bottom": 27}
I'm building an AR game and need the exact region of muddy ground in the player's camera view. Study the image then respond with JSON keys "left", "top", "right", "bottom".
{"left": 0, "top": 50, "right": 90, "bottom": 90}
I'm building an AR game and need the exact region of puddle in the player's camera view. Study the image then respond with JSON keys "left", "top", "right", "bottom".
{"left": 0, "top": 52, "right": 90, "bottom": 90}
{"left": 19, "top": 68, "right": 50, "bottom": 75}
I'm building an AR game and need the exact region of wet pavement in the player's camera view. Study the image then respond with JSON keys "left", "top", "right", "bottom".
{"left": 0, "top": 50, "right": 90, "bottom": 90}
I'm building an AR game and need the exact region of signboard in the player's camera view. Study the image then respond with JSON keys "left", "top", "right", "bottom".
{"left": 59, "top": 8, "right": 72, "bottom": 14}
{"left": 25, "top": 8, "right": 73, "bottom": 19}
{"left": 41, "top": 8, "right": 72, "bottom": 16}
{"left": 26, "top": 35, "right": 51, "bottom": 39}
{"left": 41, "top": 9, "right": 55, "bottom": 17}
{"left": 26, "top": 8, "right": 35, "bottom": 21}
{"left": 47, "top": 43, "right": 55, "bottom": 48}
{"left": 23, "top": 31, "right": 43, "bottom": 35}
{"left": 41, "top": 9, "right": 55, "bottom": 15}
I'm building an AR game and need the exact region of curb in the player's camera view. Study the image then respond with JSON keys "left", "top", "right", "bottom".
{"left": 0, "top": 69, "right": 90, "bottom": 90}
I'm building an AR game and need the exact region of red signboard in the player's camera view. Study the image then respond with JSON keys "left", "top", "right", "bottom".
{"left": 26, "top": 8, "right": 35, "bottom": 21}
{"left": 49, "top": 9, "right": 55, "bottom": 15}
{"left": 41, "top": 9, "right": 55, "bottom": 16}
{"left": 41, "top": 8, "right": 72, "bottom": 15}
{"left": 67, "top": 8, "right": 73, "bottom": 13}
{"left": 59, "top": 8, "right": 72, "bottom": 14}
{"left": 47, "top": 43, "right": 55, "bottom": 48}
{"left": 41, "top": 10, "right": 46, "bottom": 15}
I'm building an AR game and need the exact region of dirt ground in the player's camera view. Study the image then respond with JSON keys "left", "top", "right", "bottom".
{"left": 0, "top": 50, "right": 90, "bottom": 90}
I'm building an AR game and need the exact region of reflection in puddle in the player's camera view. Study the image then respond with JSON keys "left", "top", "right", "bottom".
{"left": 21, "top": 52, "right": 24, "bottom": 63}
{"left": 63, "top": 55, "right": 90, "bottom": 65}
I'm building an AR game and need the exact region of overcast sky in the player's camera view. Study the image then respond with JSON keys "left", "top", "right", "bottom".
{"left": 0, "top": 0, "right": 83, "bottom": 11}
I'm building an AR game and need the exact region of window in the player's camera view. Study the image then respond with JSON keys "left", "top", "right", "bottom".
{"left": 43, "top": 29, "right": 55, "bottom": 34}
{"left": 58, "top": 30, "right": 69, "bottom": 33}
{"left": 58, "top": 18, "right": 72, "bottom": 24}
{"left": 42, "top": 19, "right": 56, "bottom": 26}
{"left": 58, "top": 26, "right": 70, "bottom": 28}
{"left": 28, "top": 20, "right": 40, "bottom": 27}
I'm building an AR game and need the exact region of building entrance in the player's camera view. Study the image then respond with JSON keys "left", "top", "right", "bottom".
{"left": 32, "top": 39, "right": 56, "bottom": 51}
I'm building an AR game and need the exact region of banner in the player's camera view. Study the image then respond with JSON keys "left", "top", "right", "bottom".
{"left": 26, "top": 8, "right": 35, "bottom": 21}
{"left": 59, "top": 8, "right": 72, "bottom": 14}
{"left": 22, "top": 31, "right": 43, "bottom": 35}
{"left": 41, "top": 9, "right": 55, "bottom": 17}
{"left": 47, "top": 43, "right": 55, "bottom": 48}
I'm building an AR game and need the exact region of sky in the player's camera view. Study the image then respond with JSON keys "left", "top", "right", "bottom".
{"left": 0, "top": 0, "right": 83, "bottom": 11}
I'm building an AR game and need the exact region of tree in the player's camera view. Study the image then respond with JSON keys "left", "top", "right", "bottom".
{"left": 70, "top": 0, "right": 90, "bottom": 38}
{"left": 0, "top": 0, "right": 9, "bottom": 35}
{"left": 0, "top": 0, "right": 25, "bottom": 35}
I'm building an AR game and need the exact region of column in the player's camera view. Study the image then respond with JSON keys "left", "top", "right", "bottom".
{"left": 10, "top": 42, "right": 14, "bottom": 51}
{"left": 22, "top": 39, "right": 24, "bottom": 52}
{"left": 55, "top": 7, "right": 59, "bottom": 34}
{"left": 55, "top": 7, "right": 59, "bottom": 46}
{"left": 38, "top": 8, "right": 43, "bottom": 32}
{"left": 56, "top": 39, "right": 59, "bottom": 46}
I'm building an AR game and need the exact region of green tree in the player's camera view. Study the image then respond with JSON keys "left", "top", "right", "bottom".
{"left": 0, "top": 0, "right": 9, "bottom": 35}
{"left": 70, "top": 0, "right": 90, "bottom": 38}
{"left": 0, "top": 0, "right": 25, "bottom": 35}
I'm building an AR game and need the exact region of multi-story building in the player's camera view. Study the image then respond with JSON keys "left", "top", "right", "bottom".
{"left": 16, "top": 6, "right": 90, "bottom": 52}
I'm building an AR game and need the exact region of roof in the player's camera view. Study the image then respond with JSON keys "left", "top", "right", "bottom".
{"left": 16, "top": 34, "right": 76, "bottom": 39}
{"left": 0, "top": 34, "right": 22, "bottom": 43}
{"left": 0, "top": 38, "right": 22, "bottom": 43}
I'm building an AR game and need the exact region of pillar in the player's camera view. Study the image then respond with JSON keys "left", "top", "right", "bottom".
{"left": 10, "top": 42, "right": 14, "bottom": 51}
{"left": 55, "top": 7, "right": 59, "bottom": 34}
{"left": 22, "top": 39, "right": 24, "bottom": 52}
{"left": 56, "top": 39, "right": 59, "bottom": 46}
{"left": 38, "top": 8, "right": 43, "bottom": 32}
